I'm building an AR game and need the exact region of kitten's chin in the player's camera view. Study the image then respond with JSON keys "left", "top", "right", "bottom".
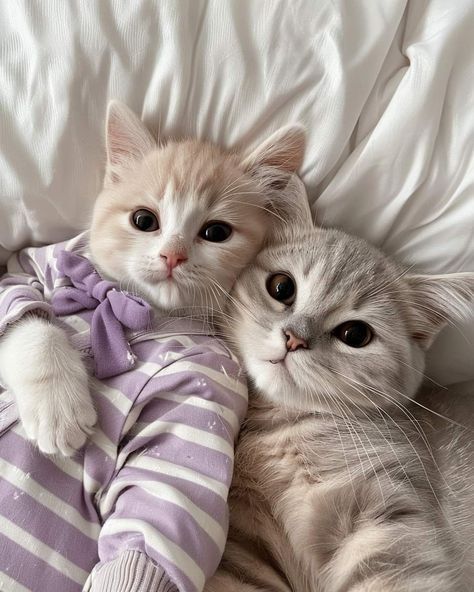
{"left": 246, "top": 357, "right": 315, "bottom": 413}
{"left": 138, "top": 277, "right": 188, "bottom": 312}
{"left": 245, "top": 356, "right": 340, "bottom": 414}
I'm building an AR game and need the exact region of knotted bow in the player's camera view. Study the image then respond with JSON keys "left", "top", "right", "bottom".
{"left": 52, "top": 250, "right": 153, "bottom": 379}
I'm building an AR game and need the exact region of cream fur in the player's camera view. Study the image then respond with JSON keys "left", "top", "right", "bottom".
{"left": 0, "top": 100, "right": 310, "bottom": 456}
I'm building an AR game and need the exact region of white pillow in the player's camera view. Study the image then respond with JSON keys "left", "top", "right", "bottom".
{"left": 0, "top": 0, "right": 472, "bottom": 384}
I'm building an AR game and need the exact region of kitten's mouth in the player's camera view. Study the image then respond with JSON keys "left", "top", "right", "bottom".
{"left": 143, "top": 269, "right": 178, "bottom": 284}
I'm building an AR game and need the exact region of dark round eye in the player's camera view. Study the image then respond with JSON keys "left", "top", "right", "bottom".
{"left": 199, "top": 221, "right": 232, "bottom": 242}
{"left": 132, "top": 209, "right": 159, "bottom": 232}
{"left": 333, "top": 321, "right": 373, "bottom": 348}
{"left": 266, "top": 273, "right": 296, "bottom": 305}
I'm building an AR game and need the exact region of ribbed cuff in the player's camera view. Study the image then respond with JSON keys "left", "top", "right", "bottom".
{"left": 89, "top": 551, "right": 178, "bottom": 592}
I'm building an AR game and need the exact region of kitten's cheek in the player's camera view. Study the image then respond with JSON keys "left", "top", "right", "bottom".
{"left": 247, "top": 358, "right": 277, "bottom": 392}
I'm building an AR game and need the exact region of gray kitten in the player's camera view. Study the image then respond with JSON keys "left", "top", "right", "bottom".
{"left": 206, "top": 226, "right": 474, "bottom": 592}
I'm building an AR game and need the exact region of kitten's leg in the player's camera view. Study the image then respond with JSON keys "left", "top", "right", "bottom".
{"left": 321, "top": 520, "right": 458, "bottom": 592}
{"left": 0, "top": 316, "right": 97, "bottom": 456}
{"left": 284, "top": 483, "right": 458, "bottom": 592}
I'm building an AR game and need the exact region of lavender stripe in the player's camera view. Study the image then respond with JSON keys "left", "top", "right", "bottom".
{"left": 0, "top": 287, "right": 42, "bottom": 311}
{"left": 0, "top": 533, "right": 83, "bottom": 592}
{"left": 103, "top": 367, "right": 155, "bottom": 403}
{"left": 83, "top": 441, "right": 118, "bottom": 487}
{"left": 0, "top": 431, "right": 98, "bottom": 523}
{"left": 136, "top": 371, "right": 247, "bottom": 419}
{"left": 112, "top": 489, "right": 222, "bottom": 576}
{"left": 137, "top": 398, "right": 235, "bottom": 444}
{"left": 121, "top": 434, "right": 234, "bottom": 487}
{"left": 0, "top": 478, "right": 97, "bottom": 571}
{"left": 114, "top": 466, "right": 228, "bottom": 526}
{"left": 98, "top": 534, "right": 197, "bottom": 592}
{"left": 92, "top": 388, "right": 129, "bottom": 443}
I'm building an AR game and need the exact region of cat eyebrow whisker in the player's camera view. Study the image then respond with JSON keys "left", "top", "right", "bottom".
{"left": 218, "top": 170, "right": 254, "bottom": 200}
{"left": 364, "top": 264, "right": 417, "bottom": 301}
{"left": 225, "top": 199, "right": 287, "bottom": 225}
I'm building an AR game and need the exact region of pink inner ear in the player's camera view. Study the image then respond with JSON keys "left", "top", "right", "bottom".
{"left": 108, "top": 121, "right": 132, "bottom": 165}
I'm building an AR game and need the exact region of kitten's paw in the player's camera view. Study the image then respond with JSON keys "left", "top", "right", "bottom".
{"left": 20, "top": 378, "right": 97, "bottom": 457}
{"left": 0, "top": 317, "right": 97, "bottom": 456}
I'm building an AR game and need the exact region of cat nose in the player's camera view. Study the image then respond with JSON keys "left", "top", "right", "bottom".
{"left": 284, "top": 329, "right": 308, "bottom": 352}
{"left": 160, "top": 250, "right": 188, "bottom": 271}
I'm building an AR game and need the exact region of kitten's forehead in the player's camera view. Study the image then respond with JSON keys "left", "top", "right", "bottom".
{"left": 141, "top": 139, "right": 247, "bottom": 201}
{"left": 257, "top": 228, "right": 399, "bottom": 310}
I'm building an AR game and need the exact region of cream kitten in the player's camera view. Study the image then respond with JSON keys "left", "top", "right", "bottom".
{"left": 0, "top": 101, "right": 311, "bottom": 456}
{"left": 207, "top": 226, "right": 474, "bottom": 592}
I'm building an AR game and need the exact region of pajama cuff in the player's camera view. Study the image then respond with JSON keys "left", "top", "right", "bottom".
{"left": 89, "top": 550, "right": 178, "bottom": 592}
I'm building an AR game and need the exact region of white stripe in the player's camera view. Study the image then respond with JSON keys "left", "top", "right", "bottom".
{"left": 100, "top": 479, "right": 226, "bottom": 550}
{"left": 91, "top": 378, "right": 131, "bottom": 415}
{"left": 90, "top": 426, "right": 117, "bottom": 459}
{"left": 60, "top": 314, "right": 91, "bottom": 333}
{"left": 125, "top": 454, "right": 229, "bottom": 500}
{"left": 0, "top": 516, "right": 88, "bottom": 585}
{"left": 0, "top": 570, "right": 30, "bottom": 592}
{"left": 157, "top": 360, "right": 246, "bottom": 399}
{"left": 152, "top": 391, "right": 239, "bottom": 433}
{"left": 134, "top": 360, "right": 163, "bottom": 376}
{"left": 28, "top": 247, "right": 48, "bottom": 285}
{"left": 0, "top": 457, "right": 101, "bottom": 539}
{"left": 146, "top": 334, "right": 227, "bottom": 356}
{"left": 101, "top": 518, "right": 204, "bottom": 590}
{"left": 130, "top": 420, "right": 234, "bottom": 458}
{"left": 121, "top": 402, "right": 145, "bottom": 436}
{"left": 0, "top": 283, "right": 43, "bottom": 300}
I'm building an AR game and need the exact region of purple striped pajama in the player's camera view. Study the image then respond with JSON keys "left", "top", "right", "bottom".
{"left": 0, "top": 233, "right": 247, "bottom": 592}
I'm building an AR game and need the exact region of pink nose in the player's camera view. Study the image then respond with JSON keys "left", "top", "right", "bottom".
{"left": 160, "top": 250, "right": 188, "bottom": 273}
{"left": 284, "top": 330, "right": 308, "bottom": 352}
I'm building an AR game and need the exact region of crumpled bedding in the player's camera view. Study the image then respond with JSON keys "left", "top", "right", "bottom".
{"left": 0, "top": 0, "right": 473, "bottom": 384}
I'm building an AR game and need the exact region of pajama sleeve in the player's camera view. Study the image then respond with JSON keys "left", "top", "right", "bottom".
{"left": 0, "top": 243, "right": 64, "bottom": 335}
{"left": 88, "top": 345, "right": 248, "bottom": 592}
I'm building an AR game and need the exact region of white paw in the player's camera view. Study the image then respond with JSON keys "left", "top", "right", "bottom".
{"left": 0, "top": 317, "right": 97, "bottom": 456}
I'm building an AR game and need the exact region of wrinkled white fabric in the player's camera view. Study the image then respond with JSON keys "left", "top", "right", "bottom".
{"left": 0, "top": 0, "right": 473, "bottom": 384}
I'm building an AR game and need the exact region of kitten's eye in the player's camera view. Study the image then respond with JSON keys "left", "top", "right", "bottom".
{"left": 132, "top": 209, "right": 159, "bottom": 232}
{"left": 266, "top": 273, "right": 296, "bottom": 305}
{"left": 199, "top": 221, "right": 232, "bottom": 242}
{"left": 333, "top": 321, "right": 373, "bottom": 348}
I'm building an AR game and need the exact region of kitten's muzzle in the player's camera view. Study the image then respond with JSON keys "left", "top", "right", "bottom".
{"left": 160, "top": 250, "right": 188, "bottom": 277}
{"left": 269, "top": 329, "right": 308, "bottom": 364}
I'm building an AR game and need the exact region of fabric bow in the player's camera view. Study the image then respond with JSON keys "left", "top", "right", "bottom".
{"left": 52, "top": 250, "right": 153, "bottom": 379}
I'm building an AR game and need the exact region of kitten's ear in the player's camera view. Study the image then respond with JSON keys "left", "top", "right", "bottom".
{"left": 105, "top": 100, "right": 156, "bottom": 185}
{"left": 242, "top": 125, "right": 306, "bottom": 176}
{"left": 267, "top": 174, "right": 314, "bottom": 239}
{"left": 241, "top": 125, "right": 311, "bottom": 235}
{"left": 406, "top": 273, "right": 474, "bottom": 349}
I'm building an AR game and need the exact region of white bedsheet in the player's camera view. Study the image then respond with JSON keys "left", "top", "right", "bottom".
{"left": 0, "top": 0, "right": 473, "bottom": 384}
